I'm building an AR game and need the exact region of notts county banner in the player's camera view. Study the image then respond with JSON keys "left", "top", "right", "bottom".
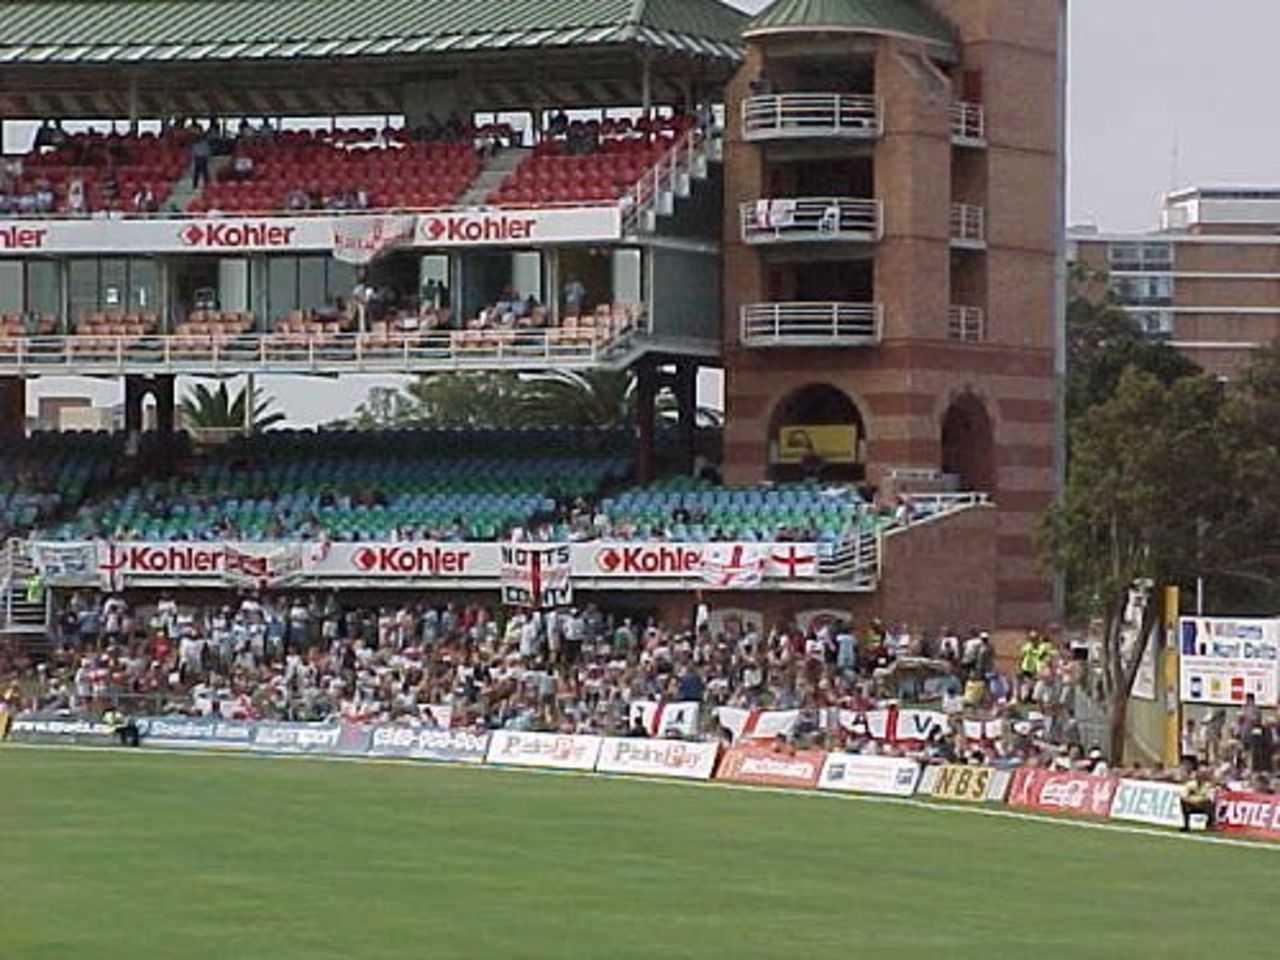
{"left": 500, "top": 544, "right": 573, "bottom": 609}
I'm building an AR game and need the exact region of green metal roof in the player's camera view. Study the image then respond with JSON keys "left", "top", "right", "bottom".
{"left": 744, "top": 0, "right": 956, "bottom": 48}
{"left": 0, "top": 0, "right": 749, "bottom": 65}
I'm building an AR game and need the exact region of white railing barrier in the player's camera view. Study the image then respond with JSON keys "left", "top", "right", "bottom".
{"left": 0, "top": 320, "right": 646, "bottom": 374}
{"left": 740, "top": 303, "right": 882, "bottom": 346}
{"left": 950, "top": 203, "right": 985, "bottom": 245}
{"left": 951, "top": 101, "right": 986, "bottom": 143}
{"left": 948, "top": 306, "right": 985, "bottom": 342}
{"left": 740, "top": 197, "right": 882, "bottom": 243}
{"left": 742, "top": 93, "right": 882, "bottom": 140}
{"left": 623, "top": 125, "right": 707, "bottom": 233}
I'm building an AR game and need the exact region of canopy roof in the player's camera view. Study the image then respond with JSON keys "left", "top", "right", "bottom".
{"left": 744, "top": 0, "right": 956, "bottom": 49}
{"left": 0, "top": 0, "right": 748, "bottom": 65}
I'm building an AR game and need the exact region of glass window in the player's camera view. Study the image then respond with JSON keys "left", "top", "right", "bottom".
{"left": 298, "top": 257, "right": 327, "bottom": 311}
{"left": 99, "top": 258, "right": 127, "bottom": 312}
{"left": 129, "top": 259, "right": 160, "bottom": 314}
{"left": 267, "top": 257, "right": 298, "bottom": 319}
{"left": 612, "top": 248, "right": 643, "bottom": 307}
{"left": 68, "top": 260, "right": 99, "bottom": 324}
{"left": 0, "top": 261, "right": 23, "bottom": 315}
{"left": 327, "top": 260, "right": 357, "bottom": 302}
{"left": 26, "top": 261, "right": 60, "bottom": 320}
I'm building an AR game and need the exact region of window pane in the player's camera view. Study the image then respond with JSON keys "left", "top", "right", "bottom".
{"left": 327, "top": 260, "right": 357, "bottom": 302}
{"left": 26, "top": 261, "right": 60, "bottom": 320}
{"left": 0, "top": 261, "right": 23, "bottom": 315}
{"left": 298, "top": 257, "right": 326, "bottom": 311}
{"left": 99, "top": 258, "right": 127, "bottom": 313}
{"left": 68, "top": 260, "right": 99, "bottom": 324}
{"left": 129, "top": 258, "right": 160, "bottom": 314}
{"left": 267, "top": 257, "right": 298, "bottom": 320}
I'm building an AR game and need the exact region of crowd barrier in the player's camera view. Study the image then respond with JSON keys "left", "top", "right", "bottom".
{"left": 4, "top": 712, "right": 1273, "bottom": 843}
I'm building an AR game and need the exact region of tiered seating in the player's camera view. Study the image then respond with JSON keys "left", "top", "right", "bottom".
{"left": 0, "top": 313, "right": 57, "bottom": 342}
{"left": 169, "top": 310, "right": 254, "bottom": 355}
{"left": 53, "top": 429, "right": 632, "bottom": 542}
{"left": 0, "top": 433, "right": 122, "bottom": 538}
{"left": 191, "top": 132, "right": 480, "bottom": 213}
{"left": 69, "top": 312, "right": 160, "bottom": 356}
{"left": 599, "top": 477, "right": 867, "bottom": 543}
{"left": 490, "top": 116, "right": 694, "bottom": 206}
{"left": 10, "top": 131, "right": 185, "bottom": 214}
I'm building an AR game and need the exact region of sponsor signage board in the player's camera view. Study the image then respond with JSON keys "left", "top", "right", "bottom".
{"left": 0, "top": 207, "right": 622, "bottom": 257}
{"left": 136, "top": 717, "right": 254, "bottom": 750}
{"left": 595, "top": 738, "right": 718, "bottom": 781}
{"left": 714, "top": 745, "right": 825, "bottom": 789}
{"left": 1214, "top": 790, "right": 1280, "bottom": 841}
{"left": 1108, "top": 778, "right": 1185, "bottom": 828}
{"left": 485, "top": 731, "right": 602, "bottom": 771}
{"left": 36, "top": 539, "right": 827, "bottom": 590}
{"left": 6, "top": 714, "right": 119, "bottom": 745}
{"left": 366, "top": 726, "right": 490, "bottom": 764}
{"left": 818, "top": 753, "right": 920, "bottom": 797}
{"left": 919, "top": 764, "right": 1011, "bottom": 803}
{"left": 250, "top": 722, "right": 371, "bottom": 756}
{"left": 1178, "top": 616, "right": 1280, "bottom": 707}
{"left": 1007, "top": 768, "right": 1119, "bottom": 818}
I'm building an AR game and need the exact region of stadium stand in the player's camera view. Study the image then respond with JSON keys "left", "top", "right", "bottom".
{"left": 0, "top": 433, "right": 121, "bottom": 540}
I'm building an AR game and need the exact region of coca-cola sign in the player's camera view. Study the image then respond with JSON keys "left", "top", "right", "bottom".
{"left": 1008, "top": 768, "right": 1119, "bottom": 818}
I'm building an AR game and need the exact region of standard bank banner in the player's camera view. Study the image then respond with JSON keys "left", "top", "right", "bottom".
{"left": 137, "top": 716, "right": 254, "bottom": 750}
{"left": 485, "top": 731, "right": 603, "bottom": 771}
{"left": 818, "top": 754, "right": 920, "bottom": 797}
{"left": 595, "top": 738, "right": 718, "bottom": 781}
{"left": 1108, "top": 779, "right": 1185, "bottom": 828}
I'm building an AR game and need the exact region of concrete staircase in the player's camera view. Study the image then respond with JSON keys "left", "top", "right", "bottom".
{"left": 1, "top": 540, "right": 50, "bottom": 648}
{"left": 165, "top": 155, "right": 230, "bottom": 213}
{"left": 457, "top": 148, "right": 532, "bottom": 206}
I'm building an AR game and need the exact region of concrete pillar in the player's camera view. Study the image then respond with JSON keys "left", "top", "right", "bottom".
{"left": 123, "top": 376, "right": 145, "bottom": 435}
{"left": 153, "top": 375, "right": 176, "bottom": 434}
{"left": 635, "top": 361, "right": 657, "bottom": 484}
{"left": 676, "top": 361, "right": 698, "bottom": 472}
{"left": 0, "top": 377, "right": 26, "bottom": 441}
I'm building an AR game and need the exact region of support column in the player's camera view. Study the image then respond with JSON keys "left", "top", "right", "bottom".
{"left": 0, "top": 377, "right": 26, "bottom": 441}
{"left": 123, "top": 376, "right": 145, "bottom": 435}
{"left": 153, "top": 375, "right": 176, "bottom": 434}
{"left": 635, "top": 360, "right": 657, "bottom": 484}
{"left": 675, "top": 361, "right": 698, "bottom": 473}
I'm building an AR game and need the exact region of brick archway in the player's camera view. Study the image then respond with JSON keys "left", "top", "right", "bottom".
{"left": 767, "top": 382, "right": 865, "bottom": 483}
{"left": 940, "top": 392, "right": 994, "bottom": 492}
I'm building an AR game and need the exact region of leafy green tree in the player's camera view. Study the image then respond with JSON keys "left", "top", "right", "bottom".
{"left": 1041, "top": 369, "right": 1233, "bottom": 759}
{"left": 179, "top": 382, "right": 285, "bottom": 432}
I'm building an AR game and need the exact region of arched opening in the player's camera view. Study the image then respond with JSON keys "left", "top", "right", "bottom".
{"left": 941, "top": 392, "right": 995, "bottom": 492}
{"left": 767, "top": 383, "right": 865, "bottom": 483}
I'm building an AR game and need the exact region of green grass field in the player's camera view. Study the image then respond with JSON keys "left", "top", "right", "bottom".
{"left": 2, "top": 747, "right": 1276, "bottom": 959}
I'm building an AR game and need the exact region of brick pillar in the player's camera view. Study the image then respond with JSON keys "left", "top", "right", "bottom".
{"left": 123, "top": 376, "right": 145, "bottom": 434}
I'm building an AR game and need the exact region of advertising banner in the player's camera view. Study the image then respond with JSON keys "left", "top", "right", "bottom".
{"left": 136, "top": 716, "right": 254, "bottom": 750}
{"left": 919, "top": 764, "right": 1011, "bottom": 803}
{"left": 0, "top": 216, "right": 335, "bottom": 256}
{"left": 1108, "top": 779, "right": 1185, "bottom": 828}
{"left": 500, "top": 543, "right": 573, "bottom": 609}
{"left": 1178, "top": 616, "right": 1280, "bottom": 707}
{"left": 1214, "top": 790, "right": 1280, "bottom": 841}
{"left": 817, "top": 754, "right": 920, "bottom": 797}
{"left": 715, "top": 706, "right": 799, "bottom": 743}
{"left": 777, "top": 425, "right": 858, "bottom": 465}
{"left": 416, "top": 206, "right": 621, "bottom": 248}
{"left": 331, "top": 214, "right": 417, "bottom": 264}
{"left": 627, "top": 701, "right": 700, "bottom": 739}
{"left": 249, "top": 721, "right": 370, "bottom": 756}
{"left": 5, "top": 714, "right": 119, "bottom": 746}
{"left": 36, "top": 539, "right": 828, "bottom": 590}
{"left": 485, "top": 731, "right": 603, "bottom": 771}
{"left": 1007, "top": 768, "right": 1119, "bottom": 818}
{"left": 595, "top": 738, "right": 719, "bottom": 781}
{"left": 714, "top": 745, "right": 825, "bottom": 788}
{"left": 366, "top": 726, "right": 490, "bottom": 764}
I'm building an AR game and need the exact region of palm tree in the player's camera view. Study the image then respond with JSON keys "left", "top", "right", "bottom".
{"left": 518, "top": 369, "right": 636, "bottom": 429}
{"left": 179, "top": 382, "right": 286, "bottom": 433}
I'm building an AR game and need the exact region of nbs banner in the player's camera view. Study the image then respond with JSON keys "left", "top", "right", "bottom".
{"left": 500, "top": 543, "right": 573, "bottom": 609}
{"left": 918, "top": 764, "right": 1012, "bottom": 803}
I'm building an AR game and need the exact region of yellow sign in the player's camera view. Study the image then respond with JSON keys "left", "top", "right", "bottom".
{"left": 777, "top": 425, "right": 857, "bottom": 464}
{"left": 931, "top": 765, "right": 993, "bottom": 802}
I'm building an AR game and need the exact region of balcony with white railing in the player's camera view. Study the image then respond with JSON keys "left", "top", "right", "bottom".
{"left": 950, "top": 203, "right": 986, "bottom": 249}
{"left": 948, "top": 306, "right": 985, "bottom": 342}
{"left": 951, "top": 101, "right": 986, "bottom": 146}
{"left": 740, "top": 197, "right": 881, "bottom": 245}
{"left": 740, "top": 302, "right": 882, "bottom": 348}
{"left": 742, "top": 93, "right": 882, "bottom": 142}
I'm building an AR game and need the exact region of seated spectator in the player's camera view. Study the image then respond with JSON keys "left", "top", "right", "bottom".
{"left": 285, "top": 188, "right": 310, "bottom": 211}
{"left": 231, "top": 153, "right": 255, "bottom": 180}
{"left": 131, "top": 184, "right": 157, "bottom": 213}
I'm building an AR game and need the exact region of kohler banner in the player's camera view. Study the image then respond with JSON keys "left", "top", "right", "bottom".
{"left": 30, "top": 540, "right": 832, "bottom": 591}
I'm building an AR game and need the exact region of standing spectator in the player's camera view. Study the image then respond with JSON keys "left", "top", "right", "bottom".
{"left": 191, "top": 132, "right": 212, "bottom": 188}
{"left": 562, "top": 276, "right": 586, "bottom": 317}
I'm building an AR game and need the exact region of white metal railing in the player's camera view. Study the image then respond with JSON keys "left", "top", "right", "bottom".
{"left": 948, "top": 305, "right": 985, "bottom": 342}
{"left": 885, "top": 492, "right": 992, "bottom": 538}
{"left": 623, "top": 125, "right": 709, "bottom": 234}
{"left": 740, "top": 302, "right": 882, "bottom": 347}
{"left": 740, "top": 197, "right": 881, "bottom": 244}
{"left": 742, "top": 93, "right": 882, "bottom": 141}
{"left": 950, "top": 203, "right": 986, "bottom": 246}
{"left": 0, "top": 321, "right": 646, "bottom": 375}
{"left": 951, "top": 101, "right": 986, "bottom": 144}
{"left": 817, "top": 532, "right": 880, "bottom": 590}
